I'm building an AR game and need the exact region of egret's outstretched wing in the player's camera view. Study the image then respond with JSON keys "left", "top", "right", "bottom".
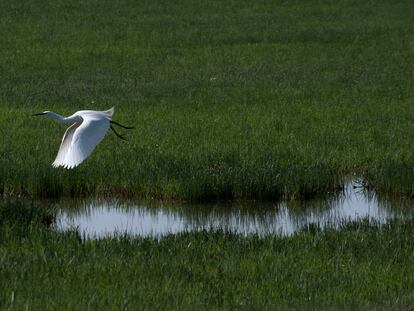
{"left": 52, "top": 121, "right": 83, "bottom": 168}
{"left": 61, "top": 115, "right": 110, "bottom": 169}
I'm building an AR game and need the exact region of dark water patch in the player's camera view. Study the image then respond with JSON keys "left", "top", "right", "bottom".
{"left": 55, "top": 181, "right": 414, "bottom": 238}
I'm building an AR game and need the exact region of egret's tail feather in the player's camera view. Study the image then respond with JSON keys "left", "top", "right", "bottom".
{"left": 105, "top": 107, "right": 115, "bottom": 118}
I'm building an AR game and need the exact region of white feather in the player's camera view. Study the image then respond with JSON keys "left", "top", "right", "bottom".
{"left": 52, "top": 121, "right": 82, "bottom": 167}
{"left": 60, "top": 115, "right": 110, "bottom": 169}
{"left": 105, "top": 107, "right": 115, "bottom": 117}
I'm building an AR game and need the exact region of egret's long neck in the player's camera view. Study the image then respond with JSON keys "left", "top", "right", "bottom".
{"left": 47, "top": 112, "right": 77, "bottom": 124}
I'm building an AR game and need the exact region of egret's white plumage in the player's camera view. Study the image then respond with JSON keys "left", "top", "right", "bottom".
{"left": 33, "top": 107, "right": 132, "bottom": 169}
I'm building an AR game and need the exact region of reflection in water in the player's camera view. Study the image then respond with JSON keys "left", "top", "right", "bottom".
{"left": 55, "top": 181, "right": 414, "bottom": 238}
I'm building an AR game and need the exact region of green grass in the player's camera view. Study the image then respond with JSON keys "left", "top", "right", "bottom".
{"left": 1, "top": 201, "right": 414, "bottom": 309}
{"left": 0, "top": 0, "right": 413, "bottom": 200}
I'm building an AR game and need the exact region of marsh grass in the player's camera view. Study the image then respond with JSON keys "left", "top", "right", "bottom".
{"left": 0, "top": 201, "right": 54, "bottom": 226}
{"left": 0, "top": 0, "right": 413, "bottom": 200}
{"left": 1, "top": 201, "right": 414, "bottom": 309}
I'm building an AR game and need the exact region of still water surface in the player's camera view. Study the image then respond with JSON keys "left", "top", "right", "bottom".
{"left": 56, "top": 181, "right": 414, "bottom": 238}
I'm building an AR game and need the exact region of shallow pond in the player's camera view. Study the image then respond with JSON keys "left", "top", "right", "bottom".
{"left": 55, "top": 180, "right": 414, "bottom": 238}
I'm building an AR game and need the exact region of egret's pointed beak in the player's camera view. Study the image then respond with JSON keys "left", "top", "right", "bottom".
{"left": 32, "top": 112, "right": 46, "bottom": 116}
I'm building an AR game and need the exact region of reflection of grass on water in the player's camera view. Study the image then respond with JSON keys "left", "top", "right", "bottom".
{"left": 0, "top": 0, "right": 413, "bottom": 200}
{"left": 1, "top": 201, "right": 414, "bottom": 309}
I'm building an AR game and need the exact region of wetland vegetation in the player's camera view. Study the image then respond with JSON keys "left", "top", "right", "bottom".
{"left": 0, "top": 0, "right": 413, "bottom": 200}
{"left": 2, "top": 201, "right": 414, "bottom": 309}
{"left": 1, "top": 0, "right": 413, "bottom": 308}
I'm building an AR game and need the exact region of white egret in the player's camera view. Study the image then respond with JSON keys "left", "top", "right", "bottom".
{"left": 33, "top": 107, "right": 134, "bottom": 169}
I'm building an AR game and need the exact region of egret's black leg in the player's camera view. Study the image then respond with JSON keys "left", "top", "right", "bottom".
{"left": 110, "top": 120, "right": 134, "bottom": 130}
{"left": 110, "top": 125, "right": 126, "bottom": 140}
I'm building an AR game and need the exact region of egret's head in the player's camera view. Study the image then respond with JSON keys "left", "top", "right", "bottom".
{"left": 32, "top": 111, "right": 50, "bottom": 116}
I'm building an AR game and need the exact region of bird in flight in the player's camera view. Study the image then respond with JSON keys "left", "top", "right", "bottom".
{"left": 33, "top": 107, "right": 134, "bottom": 169}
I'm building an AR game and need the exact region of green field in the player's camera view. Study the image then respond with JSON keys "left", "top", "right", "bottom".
{"left": 1, "top": 201, "right": 414, "bottom": 309}
{"left": 1, "top": 1, "right": 414, "bottom": 308}
{"left": 1, "top": 0, "right": 413, "bottom": 200}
